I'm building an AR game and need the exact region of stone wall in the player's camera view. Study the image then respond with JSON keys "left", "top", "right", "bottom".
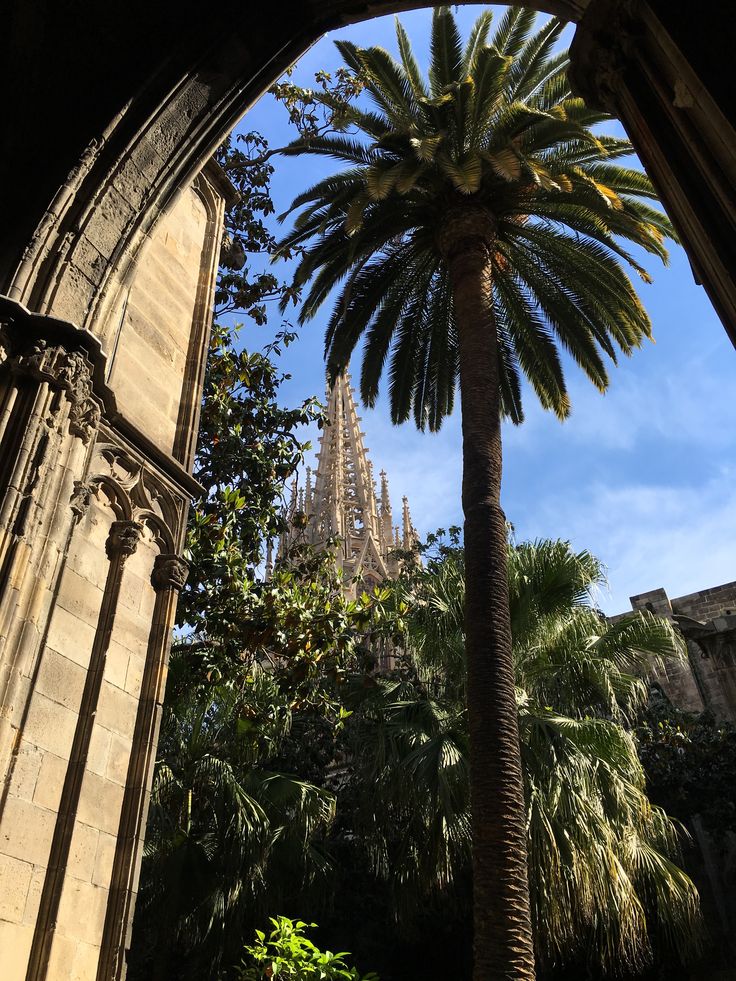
{"left": 671, "top": 582, "right": 736, "bottom": 622}
{"left": 0, "top": 161, "right": 230, "bottom": 981}
{"left": 629, "top": 581, "right": 736, "bottom": 721}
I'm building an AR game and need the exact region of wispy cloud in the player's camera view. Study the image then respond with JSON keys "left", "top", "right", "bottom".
{"left": 515, "top": 468, "right": 736, "bottom": 614}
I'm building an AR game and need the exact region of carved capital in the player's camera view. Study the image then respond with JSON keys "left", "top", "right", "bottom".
{"left": 151, "top": 554, "right": 189, "bottom": 592}
{"left": 569, "top": 0, "right": 642, "bottom": 112}
{"left": 68, "top": 396, "right": 102, "bottom": 445}
{"left": 12, "top": 340, "right": 102, "bottom": 444}
{"left": 106, "top": 520, "right": 143, "bottom": 560}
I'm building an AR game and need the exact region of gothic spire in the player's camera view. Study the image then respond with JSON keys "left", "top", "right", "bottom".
{"left": 280, "top": 370, "right": 414, "bottom": 596}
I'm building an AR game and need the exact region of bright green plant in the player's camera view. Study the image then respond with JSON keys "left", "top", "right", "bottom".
{"left": 236, "top": 916, "right": 379, "bottom": 980}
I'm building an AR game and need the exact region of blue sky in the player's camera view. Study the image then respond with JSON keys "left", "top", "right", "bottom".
{"left": 229, "top": 5, "right": 736, "bottom": 614}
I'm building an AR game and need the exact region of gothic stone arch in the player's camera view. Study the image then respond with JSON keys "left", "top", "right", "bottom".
{"left": 0, "top": 1, "right": 735, "bottom": 978}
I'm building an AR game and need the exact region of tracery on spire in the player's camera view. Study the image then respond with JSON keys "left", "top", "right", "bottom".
{"left": 278, "top": 371, "right": 416, "bottom": 598}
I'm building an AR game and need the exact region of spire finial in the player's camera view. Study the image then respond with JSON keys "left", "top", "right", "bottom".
{"left": 380, "top": 469, "right": 391, "bottom": 514}
{"left": 402, "top": 495, "right": 413, "bottom": 548}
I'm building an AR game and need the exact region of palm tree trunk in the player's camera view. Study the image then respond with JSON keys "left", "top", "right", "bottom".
{"left": 444, "top": 208, "right": 535, "bottom": 980}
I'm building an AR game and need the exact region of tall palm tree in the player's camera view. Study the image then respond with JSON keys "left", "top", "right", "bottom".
{"left": 276, "top": 8, "right": 675, "bottom": 975}
{"left": 344, "top": 539, "right": 700, "bottom": 976}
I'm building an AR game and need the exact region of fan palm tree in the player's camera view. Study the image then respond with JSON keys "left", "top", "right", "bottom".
{"left": 276, "top": 8, "right": 675, "bottom": 975}
{"left": 345, "top": 539, "right": 700, "bottom": 975}
{"left": 130, "top": 670, "right": 335, "bottom": 981}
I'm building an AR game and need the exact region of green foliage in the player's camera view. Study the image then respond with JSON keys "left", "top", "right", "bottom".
{"left": 131, "top": 542, "right": 393, "bottom": 980}
{"left": 638, "top": 696, "right": 736, "bottom": 837}
{"left": 338, "top": 537, "right": 702, "bottom": 975}
{"left": 275, "top": 5, "right": 675, "bottom": 432}
{"left": 236, "top": 917, "right": 378, "bottom": 980}
{"left": 131, "top": 668, "right": 336, "bottom": 980}
{"left": 271, "top": 68, "right": 365, "bottom": 145}
{"left": 179, "top": 324, "right": 322, "bottom": 663}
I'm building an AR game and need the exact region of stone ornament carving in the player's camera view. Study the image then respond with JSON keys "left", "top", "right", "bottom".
{"left": 106, "top": 519, "right": 143, "bottom": 560}
{"left": 152, "top": 554, "right": 189, "bottom": 592}
{"left": 69, "top": 480, "right": 93, "bottom": 520}
{"left": 92, "top": 443, "right": 182, "bottom": 540}
{"left": 11, "top": 339, "right": 102, "bottom": 444}
{"left": 82, "top": 441, "right": 186, "bottom": 567}
{"left": 68, "top": 393, "right": 102, "bottom": 443}
{"left": 569, "top": 0, "right": 642, "bottom": 112}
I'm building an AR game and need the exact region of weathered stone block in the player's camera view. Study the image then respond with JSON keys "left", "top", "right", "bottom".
{"left": 45, "top": 605, "right": 97, "bottom": 670}
{"left": 0, "top": 797, "right": 56, "bottom": 866}
{"left": 71, "top": 940, "right": 102, "bottom": 981}
{"left": 45, "top": 933, "right": 79, "bottom": 980}
{"left": 23, "top": 866, "right": 46, "bottom": 924}
{"left": 36, "top": 649, "right": 87, "bottom": 711}
{"left": 124, "top": 652, "right": 145, "bottom": 699}
{"left": 23, "top": 692, "right": 78, "bottom": 756}
{"left": 92, "top": 832, "right": 117, "bottom": 888}
{"left": 0, "top": 921, "right": 34, "bottom": 977}
{"left": 84, "top": 185, "right": 136, "bottom": 260}
{"left": 48, "top": 262, "right": 97, "bottom": 329}
{"left": 8, "top": 746, "right": 42, "bottom": 801}
{"left": 97, "top": 682, "right": 137, "bottom": 740}
{"left": 76, "top": 770, "right": 124, "bottom": 837}
{"left": 105, "top": 732, "right": 131, "bottom": 787}
{"left": 87, "top": 725, "right": 112, "bottom": 777}
{"left": 33, "top": 751, "right": 69, "bottom": 812}
{"left": 67, "top": 822, "right": 100, "bottom": 883}
{"left": 56, "top": 569, "right": 105, "bottom": 628}
{"left": 56, "top": 876, "right": 108, "bottom": 946}
{"left": 0, "top": 853, "right": 33, "bottom": 921}
{"left": 69, "top": 236, "right": 108, "bottom": 287}
{"left": 111, "top": 157, "right": 149, "bottom": 212}
{"left": 118, "top": 567, "right": 149, "bottom": 615}
{"left": 104, "top": 640, "right": 130, "bottom": 692}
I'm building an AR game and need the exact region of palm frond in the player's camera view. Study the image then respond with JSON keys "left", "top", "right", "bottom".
{"left": 429, "top": 6, "right": 463, "bottom": 95}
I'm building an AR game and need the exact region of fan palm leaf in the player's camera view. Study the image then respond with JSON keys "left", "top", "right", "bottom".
{"left": 357, "top": 539, "right": 700, "bottom": 973}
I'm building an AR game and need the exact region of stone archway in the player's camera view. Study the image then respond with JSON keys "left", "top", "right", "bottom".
{"left": 2, "top": 1, "right": 734, "bottom": 347}
{"left": 0, "top": 2, "right": 734, "bottom": 978}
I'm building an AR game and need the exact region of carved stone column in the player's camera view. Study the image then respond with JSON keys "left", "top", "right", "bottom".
{"left": 569, "top": 0, "right": 736, "bottom": 347}
{"left": 25, "top": 520, "right": 143, "bottom": 981}
{"left": 98, "top": 553, "right": 188, "bottom": 981}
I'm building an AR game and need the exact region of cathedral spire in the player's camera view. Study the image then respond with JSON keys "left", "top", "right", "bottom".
{"left": 280, "top": 369, "right": 414, "bottom": 596}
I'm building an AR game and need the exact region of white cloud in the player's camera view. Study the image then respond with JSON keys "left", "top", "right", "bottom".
{"left": 502, "top": 345, "right": 736, "bottom": 456}
{"left": 519, "top": 468, "right": 736, "bottom": 614}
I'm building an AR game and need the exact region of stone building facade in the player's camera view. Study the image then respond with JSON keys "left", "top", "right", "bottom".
{"left": 626, "top": 581, "right": 736, "bottom": 721}
{"left": 0, "top": 161, "right": 232, "bottom": 980}
{"left": 278, "top": 371, "right": 417, "bottom": 599}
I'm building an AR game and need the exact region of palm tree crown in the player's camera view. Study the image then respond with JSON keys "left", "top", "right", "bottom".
{"left": 277, "top": 5, "right": 674, "bottom": 430}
